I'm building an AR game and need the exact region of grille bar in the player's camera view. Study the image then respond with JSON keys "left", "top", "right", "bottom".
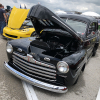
{"left": 13, "top": 59, "right": 56, "bottom": 76}
{"left": 12, "top": 52, "right": 57, "bottom": 81}
{"left": 13, "top": 63, "right": 56, "bottom": 81}
{"left": 13, "top": 52, "right": 55, "bottom": 69}
{"left": 12, "top": 55, "right": 56, "bottom": 73}
{"left": 13, "top": 61, "right": 56, "bottom": 79}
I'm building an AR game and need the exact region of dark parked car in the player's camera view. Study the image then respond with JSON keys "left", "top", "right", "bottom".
{"left": 4, "top": 4, "right": 99, "bottom": 93}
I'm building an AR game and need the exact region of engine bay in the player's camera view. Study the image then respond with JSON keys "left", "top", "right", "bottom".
{"left": 30, "top": 30, "right": 80, "bottom": 59}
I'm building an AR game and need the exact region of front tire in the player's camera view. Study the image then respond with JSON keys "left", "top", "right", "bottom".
{"left": 73, "top": 76, "right": 79, "bottom": 85}
{"left": 81, "top": 64, "right": 85, "bottom": 72}
{"left": 92, "top": 47, "right": 97, "bottom": 56}
{"left": 92, "top": 43, "right": 99, "bottom": 56}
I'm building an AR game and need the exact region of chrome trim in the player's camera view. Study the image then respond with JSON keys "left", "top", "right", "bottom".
{"left": 57, "top": 61, "right": 69, "bottom": 73}
{"left": 13, "top": 63, "right": 56, "bottom": 81}
{"left": 13, "top": 52, "right": 55, "bottom": 69}
{"left": 4, "top": 62, "right": 68, "bottom": 93}
{"left": 44, "top": 57, "right": 50, "bottom": 62}
{"left": 13, "top": 63, "right": 56, "bottom": 82}
{"left": 12, "top": 55, "right": 56, "bottom": 73}
{"left": 17, "top": 48, "right": 22, "bottom": 52}
{"left": 13, "top": 60, "right": 56, "bottom": 79}
{"left": 52, "top": 16, "right": 75, "bottom": 33}
{"left": 6, "top": 43, "right": 13, "bottom": 53}
{"left": 13, "top": 59, "right": 56, "bottom": 76}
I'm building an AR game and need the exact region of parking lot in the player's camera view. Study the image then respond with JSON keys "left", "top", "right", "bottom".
{"left": 0, "top": 35, "right": 100, "bottom": 100}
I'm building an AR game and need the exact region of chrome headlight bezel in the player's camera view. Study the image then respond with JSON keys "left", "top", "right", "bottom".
{"left": 57, "top": 61, "right": 69, "bottom": 73}
{"left": 6, "top": 43, "right": 13, "bottom": 53}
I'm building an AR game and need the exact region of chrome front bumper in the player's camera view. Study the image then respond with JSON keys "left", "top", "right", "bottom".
{"left": 4, "top": 61, "right": 68, "bottom": 93}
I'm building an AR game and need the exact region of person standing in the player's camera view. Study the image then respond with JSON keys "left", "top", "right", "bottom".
{"left": 5, "top": 9, "right": 10, "bottom": 24}
{"left": 0, "top": 4, "right": 7, "bottom": 35}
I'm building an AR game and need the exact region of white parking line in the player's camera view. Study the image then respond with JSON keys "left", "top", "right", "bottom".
{"left": 96, "top": 88, "right": 100, "bottom": 100}
{"left": 22, "top": 81, "right": 38, "bottom": 100}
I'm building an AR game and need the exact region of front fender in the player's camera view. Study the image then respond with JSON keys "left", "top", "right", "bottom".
{"left": 8, "top": 37, "right": 36, "bottom": 53}
{"left": 62, "top": 49, "right": 87, "bottom": 76}
{"left": 7, "top": 37, "right": 36, "bottom": 60}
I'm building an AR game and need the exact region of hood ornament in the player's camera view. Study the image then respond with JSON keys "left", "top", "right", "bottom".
{"left": 17, "top": 48, "right": 22, "bottom": 52}
{"left": 44, "top": 57, "right": 50, "bottom": 62}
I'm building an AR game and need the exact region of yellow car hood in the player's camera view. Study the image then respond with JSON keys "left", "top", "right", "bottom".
{"left": 8, "top": 6, "right": 29, "bottom": 29}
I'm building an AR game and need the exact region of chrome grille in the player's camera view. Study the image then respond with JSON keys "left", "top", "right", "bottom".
{"left": 12, "top": 52, "right": 56, "bottom": 81}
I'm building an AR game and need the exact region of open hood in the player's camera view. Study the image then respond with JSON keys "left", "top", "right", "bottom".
{"left": 27, "top": 4, "right": 83, "bottom": 42}
{"left": 8, "top": 6, "right": 29, "bottom": 29}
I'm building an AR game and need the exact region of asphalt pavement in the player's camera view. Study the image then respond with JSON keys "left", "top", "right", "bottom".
{"left": 0, "top": 35, "right": 100, "bottom": 100}
{"left": 0, "top": 35, "right": 26, "bottom": 100}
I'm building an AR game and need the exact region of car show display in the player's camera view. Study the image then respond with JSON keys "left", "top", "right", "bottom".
{"left": 4, "top": 4, "right": 99, "bottom": 93}
{"left": 3, "top": 6, "right": 35, "bottom": 39}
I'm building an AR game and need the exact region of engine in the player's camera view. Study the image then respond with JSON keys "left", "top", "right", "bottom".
{"left": 30, "top": 33, "right": 79, "bottom": 59}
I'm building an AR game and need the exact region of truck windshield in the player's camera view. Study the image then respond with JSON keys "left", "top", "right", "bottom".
{"left": 62, "top": 18, "right": 87, "bottom": 34}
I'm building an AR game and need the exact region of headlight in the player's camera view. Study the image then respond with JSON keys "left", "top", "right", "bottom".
{"left": 20, "top": 29, "right": 29, "bottom": 32}
{"left": 57, "top": 61, "right": 69, "bottom": 73}
{"left": 6, "top": 43, "right": 13, "bottom": 53}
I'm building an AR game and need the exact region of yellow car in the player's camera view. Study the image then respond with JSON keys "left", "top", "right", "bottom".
{"left": 3, "top": 6, "right": 35, "bottom": 39}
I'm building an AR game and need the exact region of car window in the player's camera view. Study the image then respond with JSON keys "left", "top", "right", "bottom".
{"left": 89, "top": 22, "right": 96, "bottom": 32}
{"left": 61, "top": 18, "right": 87, "bottom": 35}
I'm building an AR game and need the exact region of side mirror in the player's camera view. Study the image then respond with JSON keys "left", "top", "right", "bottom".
{"left": 89, "top": 28, "right": 93, "bottom": 31}
{"left": 88, "top": 28, "right": 93, "bottom": 33}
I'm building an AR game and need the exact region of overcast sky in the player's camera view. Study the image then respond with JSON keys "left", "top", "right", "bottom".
{"left": 1, "top": 0, "right": 100, "bottom": 14}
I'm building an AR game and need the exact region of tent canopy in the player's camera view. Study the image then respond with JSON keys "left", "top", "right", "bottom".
{"left": 82, "top": 11, "right": 100, "bottom": 17}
